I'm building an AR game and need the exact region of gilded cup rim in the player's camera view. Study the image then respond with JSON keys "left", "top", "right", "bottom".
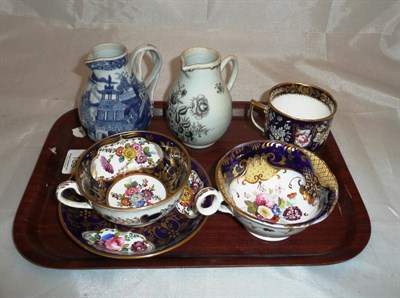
{"left": 265, "top": 82, "right": 338, "bottom": 123}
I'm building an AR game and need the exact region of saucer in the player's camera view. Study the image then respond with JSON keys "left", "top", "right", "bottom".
{"left": 58, "top": 158, "right": 210, "bottom": 259}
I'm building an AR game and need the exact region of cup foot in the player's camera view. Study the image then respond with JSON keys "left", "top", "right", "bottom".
{"left": 248, "top": 231, "right": 289, "bottom": 242}
{"left": 184, "top": 142, "right": 215, "bottom": 149}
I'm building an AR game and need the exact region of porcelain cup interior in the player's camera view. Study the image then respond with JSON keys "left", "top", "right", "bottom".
{"left": 195, "top": 140, "right": 339, "bottom": 241}
{"left": 56, "top": 131, "right": 191, "bottom": 227}
{"left": 250, "top": 82, "right": 337, "bottom": 151}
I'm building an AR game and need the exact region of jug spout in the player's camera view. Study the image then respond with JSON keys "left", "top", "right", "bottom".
{"left": 181, "top": 47, "right": 221, "bottom": 72}
{"left": 84, "top": 43, "right": 128, "bottom": 70}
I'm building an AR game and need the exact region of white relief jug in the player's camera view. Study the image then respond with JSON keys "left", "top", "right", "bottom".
{"left": 166, "top": 47, "right": 238, "bottom": 148}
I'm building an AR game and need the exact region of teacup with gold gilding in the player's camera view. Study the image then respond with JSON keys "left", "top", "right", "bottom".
{"left": 56, "top": 131, "right": 191, "bottom": 227}
{"left": 195, "top": 140, "right": 339, "bottom": 241}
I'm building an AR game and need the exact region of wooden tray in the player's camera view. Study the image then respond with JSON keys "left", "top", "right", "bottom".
{"left": 13, "top": 102, "right": 371, "bottom": 268}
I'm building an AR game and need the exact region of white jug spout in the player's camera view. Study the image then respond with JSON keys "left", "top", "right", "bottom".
{"left": 181, "top": 47, "right": 221, "bottom": 72}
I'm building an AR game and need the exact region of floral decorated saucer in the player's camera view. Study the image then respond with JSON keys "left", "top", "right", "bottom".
{"left": 58, "top": 158, "right": 210, "bottom": 259}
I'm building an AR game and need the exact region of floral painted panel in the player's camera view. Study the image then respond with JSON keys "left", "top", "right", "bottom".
{"left": 176, "top": 169, "right": 205, "bottom": 218}
{"left": 166, "top": 82, "right": 213, "bottom": 144}
{"left": 91, "top": 137, "right": 163, "bottom": 180}
{"left": 229, "top": 168, "right": 320, "bottom": 224}
{"left": 108, "top": 174, "right": 166, "bottom": 208}
{"left": 82, "top": 228, "right": 155, "bottom": 256}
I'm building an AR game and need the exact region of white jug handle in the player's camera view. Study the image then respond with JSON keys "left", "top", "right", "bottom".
{"left": 220, "top": 55, "right": 238, "bottom": 91}
{"left": 195, "top": 187, "right": 233, "bottom": 216}
{"left": 56, "top": 180, "right": 92, "bottom": 209}
{"left": 130, "top": 44, "right": 163, "bottom": 103}
{"left": 250, "top": 99, "right": 269, "bottom": 133}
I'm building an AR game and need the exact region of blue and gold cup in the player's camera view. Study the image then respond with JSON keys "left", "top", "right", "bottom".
{"left": 250, "top": 82, "right": 337, "bottom": 151}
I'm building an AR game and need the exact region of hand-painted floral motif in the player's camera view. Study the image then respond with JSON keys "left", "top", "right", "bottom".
{"left": 91, "top": 137, "right": 162, "bottom": 180}
{"left": 166, "top": 82, "right": 212, "bottom": 144}
{"left": 103, "top": 234, "right": 125, "bottom": 251}
{"left": 267, "top": 111, "right": 292, "bottom": 142}
{"left": 131, "top": 240, "right": 149, "bottom": 252}
{"left": 100, "top": 156, "right": 114, "bottom": 174}
{"left": 176, "top": 169, "right": 204, "bottom": 218}
{"left": 229, "top": 165, "right": 318, "bottom": 224}
{"left": 312, "top": 123, "right": 330, "bottom": 144}
{"left": 215, "top": 82, "right": 225, "bottom": 93}
{"left": 191, "top": 95, "right": 210, "bottom": 120}
{"left": 282, "top": 206, "right": 303, "bottom": 221}
{"left": 267, "top": 109, "right": 333, "bottom": 151}
{"left": 82, "top": 228, "right": 155, "bottom": 255}
{"left": 294, "top": 129, "right": 312, "bottom": 148}
{"left": 109, "top": 176, "right": 165, "bottom": 208}
{"left": 108, "top": 140, "right": 152, "bottom": 164}
{"left": 244, "top": 188, "right": 303, "bottom": 223}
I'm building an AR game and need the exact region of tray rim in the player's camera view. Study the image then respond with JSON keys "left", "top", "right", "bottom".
{"left": 12, "top": 102, "right": 371, "bottom": 269}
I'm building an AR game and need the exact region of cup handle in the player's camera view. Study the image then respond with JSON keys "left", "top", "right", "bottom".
{"left": 195, "top": 187, "right": 233, "bottom": 216}
{"left": 56, "top": 180, "right": 92, "bottom": 209}
{"left": 220, "top": 55, "right": 238, "bottom": 91}
{"left": 130, "top": 44, "right": 163, "bottom": 104}
{"left": 250, "top": 99, "right": 270, "bottom": 133}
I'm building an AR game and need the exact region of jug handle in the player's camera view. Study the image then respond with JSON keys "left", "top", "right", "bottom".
{"left": 130, "top": 44, "right": 163, "bottom": 103}
{"left": 220, "top": 55, "right": 238, "bottom": 91}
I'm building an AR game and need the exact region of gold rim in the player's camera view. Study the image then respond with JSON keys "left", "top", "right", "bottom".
{"left": 266, "top": 82, "right": 338, "bottom": 123}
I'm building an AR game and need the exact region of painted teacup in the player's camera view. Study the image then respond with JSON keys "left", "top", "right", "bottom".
{"left": 56, "top": 131, "right": 191, "bottom": 227}
{"left": 250, "top": 82, "right": 337, "bottom": 151}
{"left": 195, "top": 140, "right": 339, "bottom": 241}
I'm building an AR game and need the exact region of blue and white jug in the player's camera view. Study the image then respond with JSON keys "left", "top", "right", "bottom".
{"left": 79, "top": 43, "right": 162, "bottom": 141}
